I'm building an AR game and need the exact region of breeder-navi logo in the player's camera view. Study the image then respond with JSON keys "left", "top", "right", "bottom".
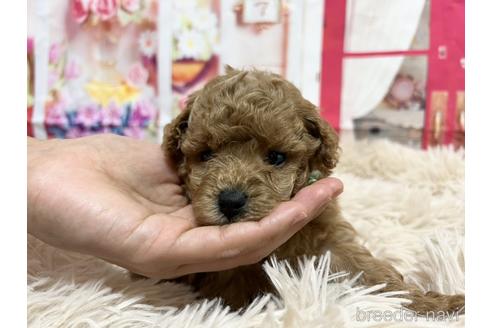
{"left": 355, "top": 307, "right": 463, "bottom": 323}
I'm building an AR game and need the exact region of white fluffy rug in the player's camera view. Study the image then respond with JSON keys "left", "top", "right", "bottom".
{"left": 28, "top": 139, "right": 465, "bottom": 327}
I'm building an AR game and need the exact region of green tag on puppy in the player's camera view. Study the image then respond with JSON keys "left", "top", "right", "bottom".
{"left": 307, "top": 170, "right": 322, "bottom": 185}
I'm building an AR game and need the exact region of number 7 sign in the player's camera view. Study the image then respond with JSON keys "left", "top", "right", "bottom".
{"left": 242, "top": 0, "right": 281, "bottom": 24}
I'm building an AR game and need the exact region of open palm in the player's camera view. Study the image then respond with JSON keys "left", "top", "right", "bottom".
{"left": 28, "top": 134, "right": 343, "bottom": 279}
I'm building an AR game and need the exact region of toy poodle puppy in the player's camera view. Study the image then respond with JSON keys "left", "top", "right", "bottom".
{"left": 162, "top": 67, "right": 464, "bottom": 314}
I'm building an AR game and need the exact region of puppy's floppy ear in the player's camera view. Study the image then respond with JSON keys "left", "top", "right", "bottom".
{"left": 299, "top": 100, "right": 340, "bottom": 176}
{"left": 162, "top": 93, "right": 195, "bottom": 165}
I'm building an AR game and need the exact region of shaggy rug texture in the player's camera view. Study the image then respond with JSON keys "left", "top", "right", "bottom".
{"left": 28, "top": 139, "right": 465, "bottom": 327}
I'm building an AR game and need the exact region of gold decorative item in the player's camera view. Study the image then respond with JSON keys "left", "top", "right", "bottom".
{"left": 456, "top": 91, "right": 465, "bottom": 132}
{"left": 172, "top": 61, "right": 208, "bottom": 87}
{"left": 430, "top": 91, "right": 448, "bottom": 143}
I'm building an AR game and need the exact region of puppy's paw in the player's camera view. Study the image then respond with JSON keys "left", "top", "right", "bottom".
{"left": 425, "top": 291, "right": 465, "bottom": 315}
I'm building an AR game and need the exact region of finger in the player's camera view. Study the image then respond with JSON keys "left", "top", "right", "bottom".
{"left": 238, "top": 177, "right": 344, "bottom": 253}
{"left": 288, "top": 177, "right": 344, "bottom": 221}
{"left": 136, "top": 183, "right": 188, "bottom": 209}
{"left": 171, "top": 205, "right": 197, "bottom": 223}
{"left": 170, "top": 177, "right": 343, "bottom": 266}
{"left": 120, "top": 178, "right": 343, "bottom": 278}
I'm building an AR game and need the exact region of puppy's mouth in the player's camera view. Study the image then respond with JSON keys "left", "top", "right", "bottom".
{"left": 189, "top": 174, "right": 290, "bottom": 226}
{"left": 195, "top": 208, "right": 254, "bottom": 226}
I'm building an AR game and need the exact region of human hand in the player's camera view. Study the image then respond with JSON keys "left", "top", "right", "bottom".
{"left": 28, "top": 134, "right": 343, "bottom": 279}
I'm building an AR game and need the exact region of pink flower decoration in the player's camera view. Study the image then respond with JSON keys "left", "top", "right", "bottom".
{"left": 45, "top": 104, "right": 68, "bottom": 127}
{"left": 102, "top": 102, "right": 123, "bottom": 126}
{"left": 121, "top": 0, "right": 140, "bottom": 13}
{"left": 91, "top": 0, "right": 117, "bottom": 21}
{"left": 71, "top": 0, "right": 91, "bottom": 24}
{"left": 390, "top": 77, "right": 414, "bottom": 103}
{"left": 138, "top": 30, "right": 157, "bottom": 57}
{"left": 123, "top": 126, "right": 145, "bottom": 139}
{"left": 66, "top": 127, "right": 84, "bottom": 139}
{"left": 68, "top": 127, "right": 97, "bottom": 138}
{"left": 127, "top": 62, "right": 149, "bottom": 87}
{"left": 64, "top": 59, "right": 81, "bottom": 80}
{"left": 101, "top": 126, "right": 113, "bottom": 134}
{"left": 49, "top": 43, "right": 62, "bottom": 65}
{"left": 27, "top": 37, "right": 34, "bottom": 54}
{"left": 75, "top": 105, "right": 102, "bottom": 128}
{"left": 129, "top": 100, "right": 157, "bottom": 127}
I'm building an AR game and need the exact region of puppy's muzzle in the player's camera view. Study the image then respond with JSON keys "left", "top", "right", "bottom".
{"left": 218, "top": 189, "right": 248, "bottom": 222}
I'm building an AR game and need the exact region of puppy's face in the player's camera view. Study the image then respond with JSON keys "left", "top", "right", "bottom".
{"left": 163, "top": 69, "right": 339, "bottom": 226}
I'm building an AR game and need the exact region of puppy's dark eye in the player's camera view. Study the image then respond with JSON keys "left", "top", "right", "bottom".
{"left": 200, "top": 149, "right": 213, "bottom": 162}
{"left": 267, "top": 151, "right": 286, "bottom": 166}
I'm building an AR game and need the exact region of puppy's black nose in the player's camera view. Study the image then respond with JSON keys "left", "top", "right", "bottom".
{"left": 218, "top": 189, "right": 247, "bottom": 221}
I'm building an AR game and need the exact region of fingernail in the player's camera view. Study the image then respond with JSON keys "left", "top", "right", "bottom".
{"left": 333, "top": 185, "right": 343, "bottom": 198}
{"left": 327, "top": 178, "right": 343, "bottom": 197}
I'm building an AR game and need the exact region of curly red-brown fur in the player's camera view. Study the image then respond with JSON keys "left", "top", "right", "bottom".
{"left": 161, "top": 68, "right": 464, "bottom": 314}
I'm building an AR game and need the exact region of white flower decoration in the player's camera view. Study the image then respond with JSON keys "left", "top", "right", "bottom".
{"left": 177, "top": 30, "right": 209, "bottom": 60}
{"left": 190, "top": 9, "right": 218, "bottom": 32}
{"left": 171, "top": 3, "right": 218, "bottom": 61}
{"left": 172, "top": 13, "right": 189, "bottom": 33}
{"left": 138, "top": 30, "right": 157, "bottom": 57}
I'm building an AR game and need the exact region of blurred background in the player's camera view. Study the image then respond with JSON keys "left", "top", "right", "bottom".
{"left": 27, "top": 0, "right": 464, "bottom": 149}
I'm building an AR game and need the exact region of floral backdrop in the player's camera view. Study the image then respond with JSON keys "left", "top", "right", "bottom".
{"left": 170, "top": 0, "right": 219, "bottom": 118}
{"left": 28, "top": 0, "right": 463, "bottom": 150}
{"left": 27, "top": 0, "right": 220, "bottom": 140}
{"left": 27, "top": 0, "right": 160, "bottom": 139}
